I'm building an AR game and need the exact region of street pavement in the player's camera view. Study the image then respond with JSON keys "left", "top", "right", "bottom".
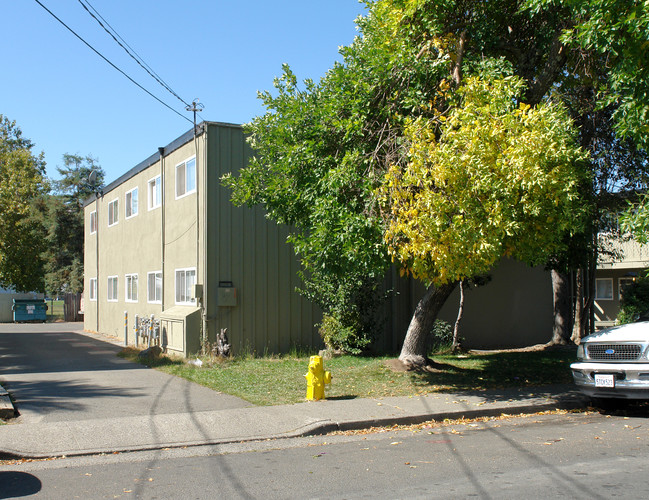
{"left": 0, "top": 322, "right": 587, "bottom": 459}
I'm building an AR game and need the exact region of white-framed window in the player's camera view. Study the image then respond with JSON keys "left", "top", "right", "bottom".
{"left": 147, "top": 271, "right": 162, "bottom": 304}
{"left": 125, "top": 274, "right": 138, "bottom": 302}
{"left": 125, "top": 187, "right": 138, "bottom": 219}
{"left": 619, "top": 277, "right": 637, "bottom": 300}
{"left": 108, "top": 199, "right": 119, "bottom": 226}
{"left": 148, "top": 175, "right": 161, "bottom": 210}
{"left": 175, "top": 157, "right": 196, "bottom": 199}
{"left": 595, "top": 278, "right": 614, "bottom": 301}
{"left": 107, "top": 276, "right": 118, "bottom": 302}
{"left": 90, "top": 211, "right": 97, "bottom": 234}
{"left": 175, "top": 267, "right": 196, "bottom": 305}
{"left": 88, "top": 277, "right": 97, "bottom": 301}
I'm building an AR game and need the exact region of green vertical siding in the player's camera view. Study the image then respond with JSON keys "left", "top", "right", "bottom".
{"left": 204, "top": 123, "right": 321, "bottom": 355}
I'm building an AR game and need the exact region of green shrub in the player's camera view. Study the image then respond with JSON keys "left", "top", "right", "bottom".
{"left": 430, "top": 319, "right": 454, "bottom": 352}
{"left": 318, "top": 313, "right": 372, "bottom": 355}
{"left": 618, "top": 276, "right": 649, "bottom": 324}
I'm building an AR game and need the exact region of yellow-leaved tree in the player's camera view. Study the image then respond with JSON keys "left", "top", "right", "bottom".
{"left": 380, "top": 74, "right": 590, "bottom": 367}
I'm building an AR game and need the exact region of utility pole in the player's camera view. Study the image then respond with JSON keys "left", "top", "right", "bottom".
{"left": 186, "top": 99, "right": 204, "bottom": 136}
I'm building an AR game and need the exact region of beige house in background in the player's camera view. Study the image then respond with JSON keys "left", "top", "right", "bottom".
{"left": 594, "top": 235, "right": 649, "bottom": 328}
{"left": 84, "top": 122, "right": 320, "bottom": 356}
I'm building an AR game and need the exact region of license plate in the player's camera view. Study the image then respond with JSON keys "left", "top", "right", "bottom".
{"left": 595, "top": 374, "right": 615, "bottom": 388}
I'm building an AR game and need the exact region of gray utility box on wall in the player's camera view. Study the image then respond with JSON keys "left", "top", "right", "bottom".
{"left": 218, "top": 281, "right": 237, "bottom": 307}
{"left": 159, "top": 306, "right": 201, "bottom": 356}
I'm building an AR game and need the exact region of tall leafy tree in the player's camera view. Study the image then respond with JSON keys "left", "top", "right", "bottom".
{"left": 42, "top": 154, "right": 104, "bottom": 295}
{"left": 226, "top": 0, "right": 649, "bottom": 363}
{"left": 0, "top": 115, "right": 48, "bottom": 292}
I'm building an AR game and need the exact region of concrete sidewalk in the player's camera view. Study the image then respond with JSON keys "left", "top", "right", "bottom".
{"left": 0, "top": 384, "right": 586, "bottom": 459}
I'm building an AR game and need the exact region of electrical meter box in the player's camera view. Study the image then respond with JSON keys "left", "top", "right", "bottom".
{"left": 159, "top": 306, "right": 201, "bottom": 356}
{"left": 218, "top": 281, "right": 237, "bottom": 307}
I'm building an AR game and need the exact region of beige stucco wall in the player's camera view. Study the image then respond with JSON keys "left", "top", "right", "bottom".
{"left": 84, "top": 136, "right": 200, "bottom": 339}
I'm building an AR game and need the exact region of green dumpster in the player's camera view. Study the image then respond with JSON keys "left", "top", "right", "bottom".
{"left": 12, "top": 299, "right": 48, "bottom": 322}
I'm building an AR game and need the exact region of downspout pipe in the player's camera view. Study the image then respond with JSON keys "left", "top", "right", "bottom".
{"left": 159, "top": 147, "right": 165, "bottom": 312}
{"left": 192, "top": 124, "right": 207, "bottom": 347}
{"left": 96, "top": 197, "right": 100, "bottom": 333}
{"left": 201, "top": 125, "right": 209, "bottom": 349}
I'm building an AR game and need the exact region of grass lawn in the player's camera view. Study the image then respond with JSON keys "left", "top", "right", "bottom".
{"left": 119, "top": 347, "right": 577, "bottom": 406}
{"left": 46, "top": 299, "right": 64, "bottom": 322}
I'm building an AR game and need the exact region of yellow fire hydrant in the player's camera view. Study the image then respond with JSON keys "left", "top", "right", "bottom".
{"left": 305, "top": 355, "right": 331, "bottom": 401}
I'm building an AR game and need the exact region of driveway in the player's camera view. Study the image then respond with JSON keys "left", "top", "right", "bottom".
{"left": 0, "top": 323, "right": 252, "bottom": 424}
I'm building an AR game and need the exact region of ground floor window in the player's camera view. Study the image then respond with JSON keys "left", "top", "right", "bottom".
{"left": 148, "top": 271, "right": 162, "bottom": 303}
{"left": 175, "top": 268, "right": 196, "bottom": 305}
{"left": 619, "top": 276, "right": 637, "bottom": 300}
{"left": 595, "top": 278, "right": 614, "bottom": 301}
{"left": 89, "top": 278, "right": 97, "bottom": 301}
{"left": 107, "top": 276, "right": 118, "bottom": 302}
{"left": 125, "top": 274, "right": 138, "bottom": 302}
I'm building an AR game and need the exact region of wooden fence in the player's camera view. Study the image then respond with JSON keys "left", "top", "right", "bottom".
{"left": 64, "top": 293, "right": 84, "bottom": 322}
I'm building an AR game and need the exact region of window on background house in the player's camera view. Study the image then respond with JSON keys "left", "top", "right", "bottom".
{"left": 125, "top": 274, "right": 138, "bottom": 302}
{"left": 90, "top": 211, "right": 97, "bottom": 234}
{"left": 89, "top": 278, "right": 97, "bottom": 301}
{"left": 619, "top": 277, "right": 637, "bottom": 300}
{"left": 175, "top": 157, "right": 196, "bottom": 198}
{"left": 595, "top": 278, "right": 614, "bottom": 300}
{"left": 107, "top": 276, "right": 118, "bottom": 301}
{"left": 108, "top": 199, "right": 119, "bottom": 226}
{"left": 147, "top": 271, "right": 162, "bottom": 303}
{"left": 175, "top": 268, "right": 196, "bottom": 305}
{"left": 148, "top": 175, "right": 161, "bottom": 210}
{"left": 125, "top": 187, "right": 138, "bottom": 219}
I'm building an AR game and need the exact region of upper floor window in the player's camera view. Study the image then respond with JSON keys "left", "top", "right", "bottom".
{"left": 148, "top": 175, "right": 161, "bottom": 210}
{"left": 89, "top": 211, "right": 97, "bottom": 234}
{"left": 125, "top": 187, "right": 138, "bottom": 219}
{"left": 108, "top": 199, "right": 119, "bottom": 226}
{"left": 176, "top": 157, "right": 196, "bottom": 199}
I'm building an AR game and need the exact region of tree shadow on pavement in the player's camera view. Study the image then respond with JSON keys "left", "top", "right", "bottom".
{"left": 3, "top": 378, "right": 147, "bottom": 419}
{"left": 0, "top": 332, "right": 143, "bottom": 375}
{"left": 0, "top": 471, "right": 42, "bottom": 498}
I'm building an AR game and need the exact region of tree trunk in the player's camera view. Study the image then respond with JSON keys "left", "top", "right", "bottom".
{"left": 548, "top": 269, "right": 572, "bottom": 345}
{"left": 571, "top": 268, "right": 584, "bottom": 344}
{"left": 584, "top": 244, "right": 597, "bottom": 335}
{"left": 451, "top": 30, "right": 467, "bottom": 86}
{"left": 452, "top": 280, "right": 465, "bottom": 352}
{"left": 399, "top": 281, "right": 458, "bottom": 368}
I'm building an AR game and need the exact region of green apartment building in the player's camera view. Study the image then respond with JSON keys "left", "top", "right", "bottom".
{"left": 84, "top": 122, "right": 320, "bottom": 356}
{"left": 88, "top": 121, "right": 638, "bottom": 354}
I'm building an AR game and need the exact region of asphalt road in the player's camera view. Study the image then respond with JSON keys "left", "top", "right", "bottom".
{"left": 0, "top": 323, "right": 251, "bottom": 423}
{"left": 2, "top": 409, "right": 648, "bottom": 499}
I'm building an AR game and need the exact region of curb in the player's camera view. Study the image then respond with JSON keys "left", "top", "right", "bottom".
{"left": 299, "top": 397, "right": 588, "bottom": 436}
{"left": 0, "top": 385, "right": 16, "bottom": 420}
{"left": 0, "top": 395, "right": 588, "bottom": 460}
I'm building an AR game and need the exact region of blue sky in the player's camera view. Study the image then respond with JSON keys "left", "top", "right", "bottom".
{"left": 1, "top": 1, "right": 368, "bottom": 184}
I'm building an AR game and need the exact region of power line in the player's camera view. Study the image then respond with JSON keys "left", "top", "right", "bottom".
{"left": 76, "top": 0, "right": 192, "bottom": 109}
{"left": 32, "top": 0, "right": 192, "bottom": 124}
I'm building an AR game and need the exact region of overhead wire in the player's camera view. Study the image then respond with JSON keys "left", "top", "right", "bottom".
{"left": 76, "top": 0, "right": 192, "bottom": 110}
{"left": 32, "top": 0, "right": 193, "bottom": 125}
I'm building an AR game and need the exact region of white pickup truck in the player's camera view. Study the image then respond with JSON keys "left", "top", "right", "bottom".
{"left": 571, "top": 321, "right": 649, "bottom": 404}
